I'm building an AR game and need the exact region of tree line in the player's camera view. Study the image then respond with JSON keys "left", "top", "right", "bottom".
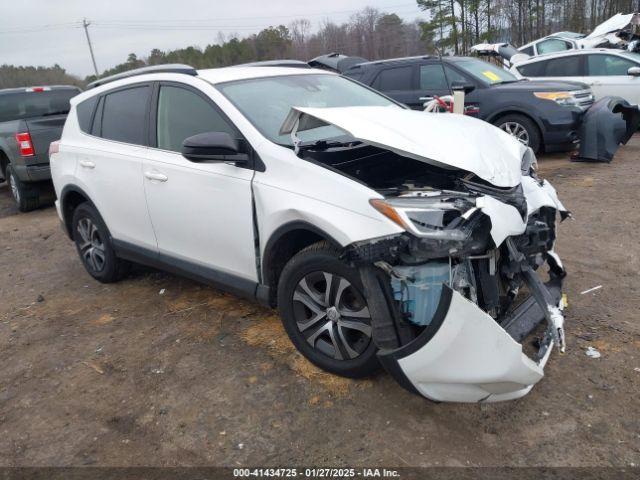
{"left": 1, "top": 2, "right": 638, "bottom": 89}
{"left": 418, "top": 0, "right": 639, "bottom": 54}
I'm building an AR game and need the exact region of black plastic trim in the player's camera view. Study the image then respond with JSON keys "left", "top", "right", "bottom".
{"left": 112, "top": 239, "right": 259, "bottom": 300}
{"left": 261, "top": 220, "right": 343, "bottom": 283}
{"left": 59, "top": 184, "right": 96, "bottom": 238}
{"left": 376, "top": 285, "right": 453, "bottom": 396}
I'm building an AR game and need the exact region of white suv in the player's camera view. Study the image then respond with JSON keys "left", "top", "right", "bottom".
{"left": 51, "top": 63, "right": 569, "bottom": 403}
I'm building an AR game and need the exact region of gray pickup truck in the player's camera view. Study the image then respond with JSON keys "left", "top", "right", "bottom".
{"left": 0, "top": 86, "right": 81, "bottom": 211}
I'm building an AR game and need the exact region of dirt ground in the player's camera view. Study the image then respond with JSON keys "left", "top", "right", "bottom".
{"left": 0, "top": 139, "right": 639, "bottom": 468}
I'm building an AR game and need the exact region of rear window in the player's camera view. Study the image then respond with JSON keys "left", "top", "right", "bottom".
{"left": 0, "top": 89, "right": 79, "bottom": 123}
{"left": 373, "top": 66, "right": 414, "bottom": 91}
{"left": 544, "top": 55, "right": 583, "bottom": 76}
{"left": 99, "top": 86, "right": 150, "bottom": 145}
{"left": 76, "top": 96, "right": 99, "bottom": 134}
{"left": 517, "top": 61, "right": 547, "bottom": 77}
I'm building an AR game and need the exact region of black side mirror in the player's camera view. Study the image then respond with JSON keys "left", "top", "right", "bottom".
{"left": 181, "top": 132, "right": 245, "bottom": 162}
{"left": 451, "top": 82, "right": 476, "bottom": 94}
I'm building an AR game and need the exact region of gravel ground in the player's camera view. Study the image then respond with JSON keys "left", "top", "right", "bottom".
{"left": 0, "top": 139, "right": 638, "bottom": 467}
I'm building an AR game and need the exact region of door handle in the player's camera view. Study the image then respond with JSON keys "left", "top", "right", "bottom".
{"left": 79, "top": 160, "right": 95, "bottom": 169}
{"left": 419, "top": 96, "right": 434, "bottom": 101}
{"left": 144, "top": 171, "right": 168, "bottom": 182}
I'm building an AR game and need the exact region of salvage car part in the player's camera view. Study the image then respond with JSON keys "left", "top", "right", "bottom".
{"left": 573, "top": 96, "right": 640, "bottom": 162}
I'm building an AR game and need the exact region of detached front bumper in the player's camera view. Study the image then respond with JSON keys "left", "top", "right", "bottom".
{"left": 378, "top": 280, "right": 562, "bottom": 403}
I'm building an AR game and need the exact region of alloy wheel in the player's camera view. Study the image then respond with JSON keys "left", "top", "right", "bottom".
{"left": 9, "top": 172, "right": 20, "bottom": 204}
{"left": 76, "top": 217, "right": 106, "bottom": 272}
{"left": 499, "top": 121, "right": 530, "bottom": 146}
{"left": 292, "top": 271, "right": 372, "bottom": 361}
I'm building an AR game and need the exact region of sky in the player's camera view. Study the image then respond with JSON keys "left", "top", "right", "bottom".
{"left": 0, "top": 0, "right": 424, "bottom": 78}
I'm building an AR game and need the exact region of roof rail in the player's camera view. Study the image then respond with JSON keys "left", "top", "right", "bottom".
{"left": 232, "top": 60, "right": 311, "bottom": 68}
{"left": 87, "top": 64, "right": 197, "bottom": 89}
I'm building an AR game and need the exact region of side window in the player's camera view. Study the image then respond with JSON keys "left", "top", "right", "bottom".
{"left": 543, "top": 56, "right": 583, "bottom": 76}
{"left": 373, "top": 66, "right": 413, "bottom": 91}
{"left": 100, "top": 86, "right": 150, "bottom": 145}
{"left": 520, "top": 46, "right": 535, "bottom": 56}
{"left": 76, "top": 96, "right": 98, "bottom": 134}
{"left": 517, "top": 61, "right": 547, "bottom": 77}
{"left": 587, "top": 54, "right": 637, "bottom": 76}
{"left": 443, "top": 65, "right": 470, "bottom": 85}
{"left": 419, "top": 64, "right": 448, "bottom": 90}
{"left": 156, "top": 85, "right": 236, "bottom": 153}
{"left": 537, "top": 39, "right": 572, "bottom": 54}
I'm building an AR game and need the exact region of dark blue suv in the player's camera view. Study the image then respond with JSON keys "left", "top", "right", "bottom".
{"left": 331, "top": 55, "right": 594, "bottom": 154}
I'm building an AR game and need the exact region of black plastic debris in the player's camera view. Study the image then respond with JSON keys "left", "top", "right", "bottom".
{"left": 574, "top": 96, "right": 640, "bottom": 162}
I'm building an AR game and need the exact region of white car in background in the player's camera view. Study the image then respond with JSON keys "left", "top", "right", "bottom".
{"left": 518, "top": 13, "right": 640, "bottom": 56}
{"left": 50, "top": 63, "right": 568, "bottom": 403}
{"left": 509, "top": 49, "right": 640, "bottom": 105}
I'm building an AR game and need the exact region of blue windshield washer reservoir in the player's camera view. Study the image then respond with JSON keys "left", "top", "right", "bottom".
{"left": 390, "top": 261, "right": 451, "bottom": 326}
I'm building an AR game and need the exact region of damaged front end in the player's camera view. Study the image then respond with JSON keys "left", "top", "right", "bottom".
{"left": 281, "top": 105, "right": 569, "bottom": 402}
{"left": 348, "top": 177, "right": 568, "bottom": 403}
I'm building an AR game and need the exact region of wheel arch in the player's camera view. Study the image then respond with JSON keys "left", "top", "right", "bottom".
{"left": 487, "top": 108, "right": 544, "bottom": 134}
{"left": 261, "top": 221, "right": 343, "bottom": 307}
{"left": 59, "top": 185, "right": 96, "bottom": 239}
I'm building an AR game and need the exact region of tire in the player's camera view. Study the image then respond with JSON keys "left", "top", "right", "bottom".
{"left": 277, "top": 241, "right": 380, "bottom": 378}
{"left": 493, "top": 114, "right": 542, "bottom": 154}
{"left": 71, "top": 202, "right": 129, "bottom": 283}
{"left": 6, "top": 164, "right": 40, "bottom": 212}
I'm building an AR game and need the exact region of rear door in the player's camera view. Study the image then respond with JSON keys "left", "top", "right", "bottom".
{"left": 585, "top": 53, "right": 640, "bottom": 104}
{"left": 74, "top": 84, "right": 157, "bottom": 251}
{"left": 142, "top": 82, "right": 257, "bottom": 284}
{"left": 370, "top": 64, "right": 422, "bottom": 109}
{"left": 521, "top": 54, "right": 587, "bottom": 85}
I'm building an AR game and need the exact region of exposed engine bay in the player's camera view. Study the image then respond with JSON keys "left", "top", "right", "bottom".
{"left": 299, "top": 140, "right": 568, "bottom": 402}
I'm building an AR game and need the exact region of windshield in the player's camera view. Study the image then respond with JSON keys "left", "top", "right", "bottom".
{"left": 0, "top": 89, "right": 79, "bottom": 123}
{"left": 217, "top": 74, "right": 398, "bottom": 145}
{"left": 454, "top": 59, "right": 518, "bottom": 85}
{"left": 618, "top": 51, "right": 640, "bottom": 63}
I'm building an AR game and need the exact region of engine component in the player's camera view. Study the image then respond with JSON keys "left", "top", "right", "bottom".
{"left": 390, "top": 260, "right": 451, "bottom": 326}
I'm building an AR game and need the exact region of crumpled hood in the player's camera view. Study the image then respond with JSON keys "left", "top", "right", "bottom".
{"left": 585, "top": 12, "right": 640, "bottom": 39}
{"left": 280, "top": 106, "right": 525, "bottom": 188}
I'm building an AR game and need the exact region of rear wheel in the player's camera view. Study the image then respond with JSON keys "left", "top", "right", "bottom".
{"left": 494, "top": 114, "right": 541, "bottom": 154}
{"left": 6, "top": 164, "right": 40, "bottom": 212}
{"left": 71, "top": 202, "right": 129, "bottom": 283}
{"left": 277, "top": 241, "right": 379, "bottom": 378}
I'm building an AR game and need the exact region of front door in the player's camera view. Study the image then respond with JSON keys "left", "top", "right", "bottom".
{"left": 142, "top": 83, "right": 257, "bottom": 284}
{"left": 585, "top": 53, "right": 640, "bottom": 104}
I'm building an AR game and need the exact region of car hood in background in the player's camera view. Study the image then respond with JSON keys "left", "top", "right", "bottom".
{"left": 490, "top": 79, "right": 590, "bottom": 91}
{"left": 280, "top": 106, "right": 525, "bottom": 188}
{"left": 585, "top": 12, "right": 640, "bottom": 39}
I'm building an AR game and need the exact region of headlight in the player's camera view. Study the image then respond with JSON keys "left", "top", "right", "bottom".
{"left": 370, "top": 195, "right": 477, "bottom": 240}
{"left": 370, "top": 194, "right": 491, "bottom": 259}
{"left": 533, "top": 91, "right": 579, "bottom": 107}
{"left": 521, "top": 147, "right": 538, "bottom": 176}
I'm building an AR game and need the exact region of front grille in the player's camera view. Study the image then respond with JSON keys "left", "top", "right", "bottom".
{"left": 573, "top": 89, "right": 594, "bottom": 111}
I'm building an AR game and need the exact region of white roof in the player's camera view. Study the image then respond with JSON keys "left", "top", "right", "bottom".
{"left": 516, "top": 47, "right": 628, "bottom": 64}
{"left": 197, "top": 66, "right": 334, "bottom": 84}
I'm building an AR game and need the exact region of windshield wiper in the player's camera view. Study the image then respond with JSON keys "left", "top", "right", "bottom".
{"left": 298, "top": 139, "right": 362, "bottom": 151}
{"left": 41, "top": 110, "right": 70, "bottom": 117}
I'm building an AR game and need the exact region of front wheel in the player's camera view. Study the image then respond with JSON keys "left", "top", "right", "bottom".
{"left": 277, "top": 242, "right": 379, "bottom": 378}
{"left": 494, "top": 114, "right": 542, "bottom": 154}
